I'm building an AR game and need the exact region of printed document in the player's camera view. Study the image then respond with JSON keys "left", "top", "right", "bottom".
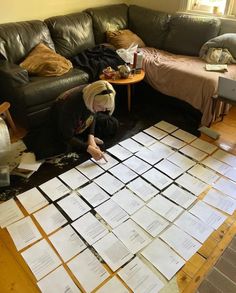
{"left": 172, "top": 129, "right": 197, "bottom": 143}
{"left": 135, "top": 147, "right": 163, "bottom": 165}
{"left": 127, "top": 177, "right": 158, "bottom": 202}
{"left": 59, "top": 168, "right": 88, "bottom": 190}
{"left": 21, "top": 239, "right": 61, "bottom": 281}
{"left": 148, "top": 140, "right": 175, "bottom": 158}
{"left": 202, "top": 156, "right": 230, "bottom": 175}
{"left": 143, "top": 126, "right": 167, "bottom": 140}
{"left": 123, "top": 155, "right": 151, "bottom": 175}
{"left": 7, "top": 216, "right": 42, "bottom": 251}
{"left": 142, "top": 168, "right": 173, "bottom": 190}
{"left": 155, "top": 159, "right": 184, "bottom": 179}
{"left": 160, "top": 135, "right": 186, "bottom": 149}
{"left": 141, "top": 238, "right": 185, "bottom": 280}
{"left": 188, "top": 164, "right": 220, "bottom": 184}
{"left": 49, "top": 225, "right": 86, "bottom": 262}
{"left": 190, "top": 138, "right": 218, "bottom": 154}
{"left": 167, "top": 152, "right": 196, "bottom": 171}
{"left": 175, "top": 173, "right": 208, "bottom": 196}
{"left": 76, "top": 159, "right": 104, "bottom": 179}
{"left": 93, "top": 232, "right": 133, "bottom": 271}
{"left": 213, "top": 177, "right": 236, "bottom": 200}
{"left": 39, "top": 177, "right": 70, "bottom": 201}
{"left": 109, "top": 163, "right": 138, "bottom": 183}
{"left": 119, "top": 137, "right": 143, "bottom": 153}
{"left": 96, "top": 276, "right": 129, "bottom": 293}
{"left": 224, "top": 167, "right": 236, "bottom": 182}
{"left": 155, "top": 120, "right": 178, "bottom": 133}
{"left": 0, "top": 198, "right": 24, "bottom": 228}
{"left": 180, "top": 145, "right": 208, "bottom": 161}
{"left": 212, "top": 149, "right": 236, "bottom": 168}
{"left": 17, "top": 187, "right": 48, "bottom": 214}
{"left": 67, "top": 249, "right": 109, "bottom": 293}
{"left": 107, "top": 144, "right": 132, "bottom": 161}
{"left": 132, "top": 131, "right": 156, "bottom": 146}
{"left": 94, "top": 173, "right": 124, "bottom": 195}
{"left": 72, "top": 212, "right": 109, "bottom": 246}
{"left": 118, "top": 257, "right": 164, "bottom": 293}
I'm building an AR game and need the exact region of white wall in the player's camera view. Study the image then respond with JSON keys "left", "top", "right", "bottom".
{"left": 0, "top": 0, "right": 125, "bottom": 24}
{"left": 128, "top": 0, "right": 180, "bottom": 13}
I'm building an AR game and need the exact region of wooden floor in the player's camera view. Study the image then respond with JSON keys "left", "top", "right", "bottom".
{"left": 0, "top": 107, "right": 236, "bottom": 293}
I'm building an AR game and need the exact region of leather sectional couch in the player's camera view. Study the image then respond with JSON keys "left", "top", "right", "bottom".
{"left": 0, "top": 3, "right": 236, "bottom": 129}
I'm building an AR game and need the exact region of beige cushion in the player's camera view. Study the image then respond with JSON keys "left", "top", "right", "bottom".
{"left": 106, "top": 29, "right": 145, "bottom": 49}
{"left": 20, "top": 43, "right": 73, "bottom": 77}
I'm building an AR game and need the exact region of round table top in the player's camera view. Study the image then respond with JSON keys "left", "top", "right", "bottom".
{"left": 100, "top": 69, "right": 145, "bottom": 85}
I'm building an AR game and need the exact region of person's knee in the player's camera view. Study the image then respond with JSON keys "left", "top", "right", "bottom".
{"left": 95, "top": 113, "right": 119, "bottom": 138}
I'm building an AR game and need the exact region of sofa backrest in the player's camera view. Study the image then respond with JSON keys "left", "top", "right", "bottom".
{"left": 45, "top": 12, "right": 95, "bottom": 58}
{"left": 0, "top": 20, "right": 54, "bottom": 64}
{"left": 128, "top": 5, "right": 170, "bottom": 49}
{"left": 86, "top": 3, "right": 129, "bottom": 44}
{"left": 163, "top": 14, "right": 221, "bottom": 56}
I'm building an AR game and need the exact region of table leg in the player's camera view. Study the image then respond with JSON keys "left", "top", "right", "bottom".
{"left": 127, "top": 84, "right": 131, "bottom": 112}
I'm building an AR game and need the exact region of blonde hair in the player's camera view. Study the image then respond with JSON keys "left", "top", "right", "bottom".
{"left": 82, "top": 80, "right": 116, "bottom": 115}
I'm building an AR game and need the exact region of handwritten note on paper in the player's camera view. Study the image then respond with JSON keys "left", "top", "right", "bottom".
{"left": 59, "top": 168, "right": 88, "bottom": 190}
{"left": 180, "top": 145, "right": 208, "bottom": 161}
{"left": 135, "top": 147, "right": 163, "bottom": 165}
{"left": 155, "top": 120, "right": 178, "bottom": 133}
{"left": 224, "top": 167, "right": 236, "bottom": 182}
{"left": 141, "top": 238, "right": 185, "bottom": 280}
{"left": 39, "top": 177, "right": 70, "bottom": 201}
{"left": 33, "top": 204, "right": 67, "bottom": 235}
{"left": 160, "top": 135, "right": 186, "bottom": 150}
{"left": 201, "top": 156, "right": 230, "bottom": 175}
{"left": 92, "top": 153, "right": 119, "bottom": 170}
{"left": 123, "top": 156, "right": 151, "bottom": 175}
{"left": 148, "top": 140, "right": 175, "bottom": 158}
{"left": 143, "top": 126, "right": 167, "bottom": 140}
{"left": 21, "top": 239, "right": 61, "bottom": 281}
{"left": 107, "top": 144, "right": 132, "bottom": 161}
{"left": 190, "top": 138, "right": 218, "bottom": 154}
{"left": 118, "top": 257, "right": 164, "bottom": 293}
{"left": 76, "top": 159, "right": 104, "bottom": 180}
{"left": 49, "top": 225, "right": 86, "bottom": 262}
{"left": 213, "top": 177, "right": 236, "bottom": 200}
{"left": 72, "top": 212, "right": 109, "bottom": 246}
{"left": 155, "top": 159, "right": 184, "bottom": 179}
{"left": 37, "top": 266, "right": 81, "bottom": 293}
{"left": 93, "top": 232, "right": 134, "bottom": 272}
{"left": 109, "top": 163, "right": 138, "bottom": 184}
{"left": 212, "top": 149, "right": 236, "bottom": 168}
{"left": 0, "top": 198, "right": 24, "bottom": 228}
{"left": 17, "top": 187, "right": 48, "bottom": 214}
{"left": 188, "top": 164, "right": 220, "bottom": 185}
{"left": 7, "top": 216, "right": 42, "bottom": 251}
{"left": 132, "top": 131, "right": 156, "bottom": 146}
{"left": 119, "top": 138, "right": 143, "bottom": 153}
{"left": 94, "top": 173, "right": 124, "bottom": 195}
{"left": 67, "top": 249, "right": 109, "bottom": 293}
{"left": 167, "top": 152, "right": 196, "bottom": 171}
{"left": 142, "top": 168, "right": 173, "bottom": 190}
{"left": 172, "top": 129, "right": 197, "bottom": 143}
{"left": 96, "top": 276, "right": 129, "bottom": 293}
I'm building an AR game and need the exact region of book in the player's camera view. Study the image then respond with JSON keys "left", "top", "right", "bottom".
{"left": 205, "top": 64, "right": 228, "bottom": 72}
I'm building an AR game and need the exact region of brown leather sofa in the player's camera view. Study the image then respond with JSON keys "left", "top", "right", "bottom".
{"left": 0, "top": 4, "right": 235, "bottom": 129}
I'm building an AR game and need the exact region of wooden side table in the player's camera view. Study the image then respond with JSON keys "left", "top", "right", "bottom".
{"left": 100, "top": 70, "right": 145, "bottom": 111}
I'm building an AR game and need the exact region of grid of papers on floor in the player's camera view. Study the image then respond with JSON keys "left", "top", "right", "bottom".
{"left": 1, "top": 120, "right": 236, "bottom": 293}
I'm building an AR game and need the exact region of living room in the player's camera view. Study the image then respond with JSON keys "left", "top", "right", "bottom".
{"left": 1, "top": 1, "right": 236, "bottom": 292}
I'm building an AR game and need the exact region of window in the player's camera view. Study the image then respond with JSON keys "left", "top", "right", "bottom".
{"left": 179, "top": 0, "right": 235, "bottom": 16}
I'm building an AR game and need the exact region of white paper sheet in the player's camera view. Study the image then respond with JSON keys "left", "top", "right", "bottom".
{"left": 95, "top": 199, "right": 129, "bottom": 228}
{"left": 172, "top": 129, "right": 197, "bottom": 143}
{"left": 190, "top": 138, "right": 218, "bottom": 154}
{"left": 7, "top": 216, "right": 42, "bottom": 251}
{"left": 37, "top": 265, "right": 81, "bottom": 293}
{"left": 112, "top": 188, "right": 145, "bottom": 215}
{"left": 92, "top": 153, "right": 119, "bottom": 170}
{"left": 76, "top": 159, "right": 104, "bottom": 179}
{"left": 118, "top": 257, "right": 164, "bottom": 293}
{"left": 224, "top": 167, "right": 236, "bottom": 182}
{"left": 57, "top": 192, "right": 91, "bottom": 221}
{"left": 67, "top": 249, "right": 109, "bottom": 293}
{"left": 147, "top": 194, "right": 183, "bottom": 222}
{"left": 148, "top": 140, "right": 175, "bottom": 158}
{"left": 155, "top": 159, "right": 184, "bottom": 179}
{"left": 39, "top": 177, "right": 70, "bottom": 201}
{"left": 21, "top": 239, "right": 61, "bottom": 281}
{"left": 201, "top": 156, "right": 231, "bottom": 175}
{"left": 143, "top": 126, "right": 167, "bottom": 140}
{"left": 113, "top": 219, "right": 152, "bottom": 254}
{"left": 135, "top": 147, "right": 163, "bottom": 165}
{"left": 175, "top": 173, "right": 208, "bottom": 197}
{"left": 189, "top": 200, "right": 227, "bottom": 230}
{"left": 203, "top": 189, "right": 236, "bottom": 215}
{"left": 96, "top": 276, "right": 129, "bottom": 293}
{"left": 160, "top": 224, "right": 201, "bottom": 260}
{"left": 213, "top": 177, "right": 236, "bottom": 200}
{"left": 49, "top": 225, "right": 86, "bottom": 262}
{"left": 188, "top": 164, "right": 220, "bottom": 184}
{"left": 59, "top": 168, "right": 88, "bottom": 190}
{"left": 78, "top": 182, "right": 110, "bottom": 207}
{"left": 174, "top": 211, "right": 214, "bottom": 243}
{"left": 94, "top": 173, "right": 124, "bottom": 195}
{"left": 162, "top": 184, "right": 196, "bottom": 209}
{"left": 154, "top": 120, "right": 178, "bottom": 133}
{"left": 33, "top": 204, "right": 67, "bottom": 235}
{"left": 119, "top": 138, "right": 143, "bottom": 153}
{"left": 167, "top": 152, "right": 196, "bottom": 171}
{"left": 141, "top": 238, "right": 185, "bottom": 280}
{"left": 132, "top": 131, "right": 156, "bottom": 146}
{"left": 131, "top": 206, "right": 169, "bottom": 237}
{"left": 107, "top": 144, "right": 132, "bottom": 161}
{"left": 17, "top": 187, "right": 48, "bottom": 214}
{"left": 109, "top": 163, "right": 138, "bottom": 183}
{"left": 0, "top": 198, "right": 24, "bottom": 228}
{"left": 180, "top": 145, "right": 208, "bottom": 161}
{"left": 123, "top": 156, "right": 151, "bottom": 175}
{"left": 127, "top": 177, "right": 158, "bottom": 202}
{"left": 160, "top": 135, "right": 186, "bottom": 149}
{"left": 142, "top": 168, "right": 173, "bottom": 190}
{"left": 93, "top": 233, "right": 134, "bottom": 271}
{"left": 72, "top": 212, "right": 109, "bottom": 246}
{"left": 18, "top": 152, "right": 44, "bottom": 171}
{"left": 212, "top": 149, "right": 236, "bottom": 168}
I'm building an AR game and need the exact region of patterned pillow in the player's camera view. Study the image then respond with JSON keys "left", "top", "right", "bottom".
{"left": 106, "top": 29, "right": 145, "bottom": 49}
{"left": 20, "top": 43, "right": 73, "bottom": 77}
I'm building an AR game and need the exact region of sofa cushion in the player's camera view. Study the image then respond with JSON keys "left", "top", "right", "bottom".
{"left": 45, "top": 12, "right": 95, "bottom": 58}
{"left": 20, "top": 43, "right": 73, "bottom": 77}
{"left": 128, "top": 5, "right": 170, "bottom": 49}
{"left": 86, "top": 4, "right": 128, "bottom": 44}
{"left": 106, "top": 29, "right": 145, "bottom": 49}
{"left": 0, "top": 20, "right": 54, "bottom": 64}
{"left": 163, "top": 14, "right": 221, "bottom": 56}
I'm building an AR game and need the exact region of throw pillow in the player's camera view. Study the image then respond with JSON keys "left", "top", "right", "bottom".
{"left": 106, "top": 29, "right": 145, "bottom": 49}
{"left": 20, "top": 43, "right": 73, "bottom": 77}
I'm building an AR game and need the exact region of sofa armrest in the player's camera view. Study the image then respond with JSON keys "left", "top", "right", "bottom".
{"left": 0, "top": 60, "right": 29, "bottom": 92}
